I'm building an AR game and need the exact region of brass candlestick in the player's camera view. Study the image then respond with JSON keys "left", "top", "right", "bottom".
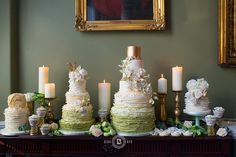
{"left": 158, "top": 94, "right": 167, "bottom": 122}
{"left": 45, "top": 98, "right": 56, "bottom": 123}
{"left": 173, "top": 91, "right": 181, "bottom": 124}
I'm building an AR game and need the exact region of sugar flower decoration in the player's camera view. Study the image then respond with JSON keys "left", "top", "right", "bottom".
{"left": 89, "top": 125, "right": 103, "bottom": 137}
{"left": 183, "top": 121, "right": 193, "bottom": 129}
{"left": 185, "top": 78, "right": 209, "bottom": 107}
{"left": 216, "top": 128, "right": 228, "bottom": 137}
{"left": 50, "top": 123, "right": 59, "bottom": 131}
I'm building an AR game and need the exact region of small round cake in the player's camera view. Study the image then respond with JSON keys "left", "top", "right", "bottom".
{"left": 3, "top": 93, "right": 29, "bottom": 134}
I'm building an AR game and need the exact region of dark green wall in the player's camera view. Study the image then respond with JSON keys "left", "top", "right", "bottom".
{"left": 1, "top": 0, "right": 236, "bottom": 120}
{"left": 0, "top": 0, "right": 11, "bottom": 119}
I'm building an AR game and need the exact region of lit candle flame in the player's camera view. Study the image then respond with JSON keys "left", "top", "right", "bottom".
{"left": 103, "top": 80, "right": 106, "bottom": 83}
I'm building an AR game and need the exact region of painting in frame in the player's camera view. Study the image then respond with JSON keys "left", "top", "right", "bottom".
{"left": 218, "top": 0, "right": 236, "bottom": 66}
{"left": 75, "top": 0, "right": 165, "bottom": 31}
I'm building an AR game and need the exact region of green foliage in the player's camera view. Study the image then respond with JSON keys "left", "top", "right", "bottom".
{"left": 18, "top": 123, "right": 30, "bottom": 132}
{"left": 177, "top": 121, "right": 207, "bottom": 137}
{"left": 48, "top": 130, "right": 62, "bottom": 136}
{"left": 32, "top": 92, "right": 47, "bottom": 107}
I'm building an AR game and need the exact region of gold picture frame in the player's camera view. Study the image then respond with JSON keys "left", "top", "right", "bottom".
{"left": 75, "top": 0, "right": 165, "bottom": 31}
{"left": 218, "top": 0, "right": 236, "bottom": 66}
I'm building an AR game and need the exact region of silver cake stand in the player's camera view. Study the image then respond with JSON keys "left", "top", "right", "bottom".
{"left": 183, "top": 109, "right": 211, "bottom": 126}
{"left": 59, "top": 129, "right": 88, "bottom": 136}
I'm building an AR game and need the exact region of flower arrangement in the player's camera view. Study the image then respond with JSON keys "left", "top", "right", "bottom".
{"left": 118, "top": 57, "right": 152, "bottom": 96}
{"left": 185, "top": 78, "right": 209, "bottom": 106}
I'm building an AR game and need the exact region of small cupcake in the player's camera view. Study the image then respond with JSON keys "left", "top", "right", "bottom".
{"left": 28, "top": 114, "right": 40, "bottom": 127}
{"left": 40, "top": 124, "right": 50, "bottom": 136}
{"left": 213, "top": 107, "right": 225, "bottom": 119}
{"left": 205, "top": 115, "right": 217, "bottom": 126}
{"left": 36, "top": 106, "right": 47, "bottom": 118}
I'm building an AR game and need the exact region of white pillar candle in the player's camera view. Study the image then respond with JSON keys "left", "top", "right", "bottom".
{"left": 158, "top": 74, "right": 167, "bottom": 94}
{"left": 98, "top": 80, "right": 111, "bottom": 114}
{"left": 38, "top": 66, "right": 49, "bottom": 94}
{"left": 44, "top": 83, "right": 55, "bottom": 98}
{"left": 172, "top": 66, "right": 183, "bottom": 91}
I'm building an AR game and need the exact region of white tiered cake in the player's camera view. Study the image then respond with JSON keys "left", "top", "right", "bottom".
{"left": 1, "top": 93, "right": 29, "bottom": 135}
{"left": 111, "top": 46, "right": 156, "bottom": 136}
{"left": 183, "top": 78, "right": 211, "bottom": 115}
{"left": 59, "top": 63, "right": 95, "bottom": 135}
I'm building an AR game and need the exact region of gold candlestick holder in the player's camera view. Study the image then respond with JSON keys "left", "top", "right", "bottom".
{"left": 158, "top": 94, "right": 167, "bottom": 122}
{"left": 173, "top": 91, "right": 181, "bottom": 124}
{"left": 26, "top": 101, "right": 35, "bottom": 116}
{"left": 45, "top": 98, "right": 56, "bottom": 123}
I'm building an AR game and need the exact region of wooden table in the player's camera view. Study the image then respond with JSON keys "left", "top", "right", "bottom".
{"left": 0, "top": 135, "right": 233, "bottom": 157}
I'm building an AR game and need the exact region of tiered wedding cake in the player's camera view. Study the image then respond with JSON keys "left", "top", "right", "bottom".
{"left": 111, "top": 46, "right": 156, "bottom": 136}
{"left": 1, "top": 93, "right": 29, "bottom": 135}
{"left": 59, "top": 63, "right": 95, "bottom": 135}
{"left": 184, "top": 78, "right": 211, "bottom": 114}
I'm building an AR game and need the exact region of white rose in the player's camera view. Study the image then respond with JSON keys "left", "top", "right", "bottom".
{"left": 91, "top": 128, "right": 103, "bottom": 137}
{"left": 186, "top": 79, "right": 197, "bottom": 90}
{"left": 198, "top": 78, "right": 209, "bottom": 90}
{"left": 216, "top": 128, "right": 228, "bottom": 137}
{"left": 89, "top": 125, "right": 96, "bottom": 132}
{"left": 79, "top": 68, "right": 88, "bottom": 77}
{"left": 124, "top": 68, "right": 132, "bottom": 78}
{"left": 79, "top": 106, "right": 87, "bottom": 116}
{"left": 183, "top": 121, "right": 193, "bottom": 129}
{"left": 50, "top": 123, "right": 59, "bottom": 131}
{"left": 193, "top": 89, "right": 203, "bottom": 99}
{"left": 138, "top": 68, "right": 146, "bottom": 77}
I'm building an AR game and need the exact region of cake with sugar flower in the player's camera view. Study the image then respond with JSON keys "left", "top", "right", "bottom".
{"left": 59, "top": 63, "right": 95, "bottom": 135}
{"left": 111, "top": 46, "right": 156, "bottom": 136}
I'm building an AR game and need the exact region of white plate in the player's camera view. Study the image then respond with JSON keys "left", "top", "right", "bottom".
{"left": 59, "top": 129, "right": 88, "bottom": 136}
{"left": 0, "top": 129, "right": 27, "bottom": 136}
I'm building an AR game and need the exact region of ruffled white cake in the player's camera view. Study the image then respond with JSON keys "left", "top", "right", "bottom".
{"left": 111, "top": 46, "right": 156, "bottom": 136}
{"left": 59, "top": 63, "right": 94, "bottom": 133}
{"left": 3, "top": 93, "right": 29, "bottom": 133}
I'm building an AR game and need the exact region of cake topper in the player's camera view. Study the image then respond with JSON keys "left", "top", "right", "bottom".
{"left": 67, "top": 62, "right": 77, "bottom": 72}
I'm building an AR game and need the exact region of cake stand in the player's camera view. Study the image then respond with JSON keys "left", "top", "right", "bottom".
{"left": 0, "top": 129, "right": 27, "bottom": 136}
{"left": 59, "top": 129, "right": 88, "bottom": 136}
{"left": 183, "top": 109, "right": 211, "bottom": 126}
{"left": 117, "top": 131, "right": 152, "bottom": 137}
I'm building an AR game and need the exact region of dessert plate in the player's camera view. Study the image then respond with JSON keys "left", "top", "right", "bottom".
{"left": 59, "top": 129, "right": 88, "bottom": 136}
